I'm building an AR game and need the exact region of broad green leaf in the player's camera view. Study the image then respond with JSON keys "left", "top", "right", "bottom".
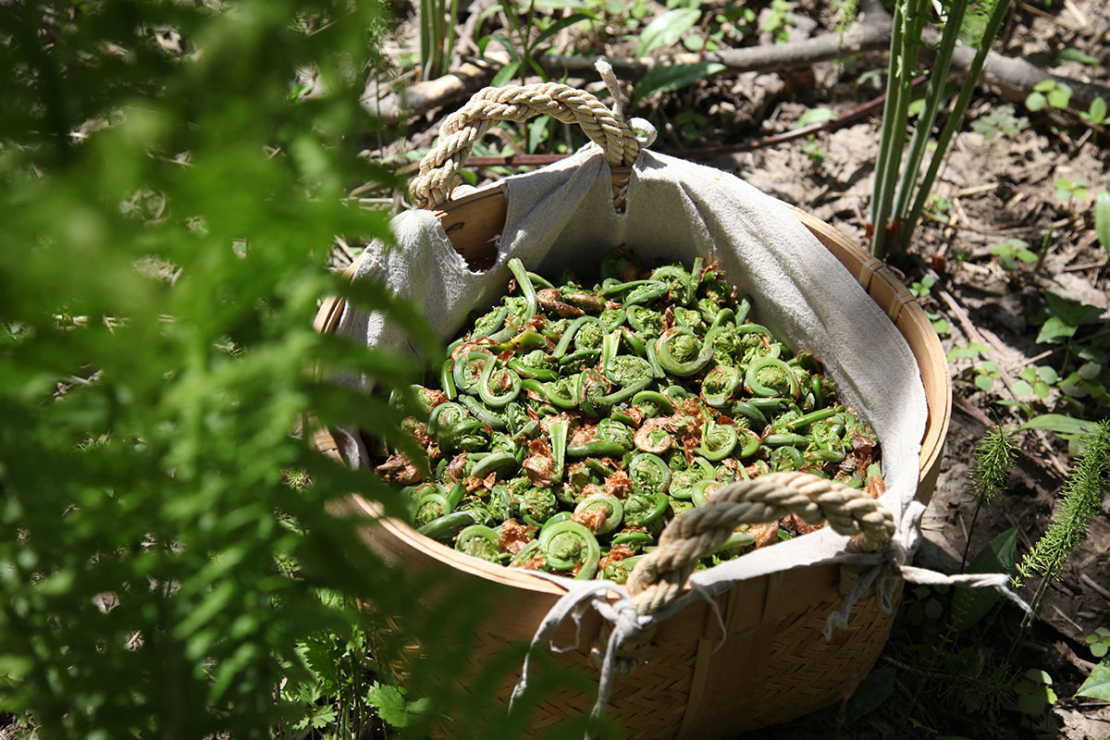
{"left": 633, "top": 62, "right": 725, "bottom": 104}
{"left": 925, "top": 598, "right": 944, "bottom": 619}
{"left": 948, "top": 342, "right": 989, "bottom": 361}
{"left": 951, "top": 528, "right": 1016, "bottom": 632}
{"left": 931, "top": 318, "right": 950, "bottom": 335}
{"left": 795, "top": 107, "right": 838, "bottom": 128}
{"left": 1047, "top": 83, "right": 1072, "bottom": 108}
{"left": 1036, "top": 316, "right": 1078, "bottom": 344}
{"left": 1011, "top": 380, "right": 1033, "bottom": 396}
{"left": 636, "top": 8, "right": 702, "bottom": 56}
{"left": 527, "top": 115, "right": 550, "bottom": 154}
{"left": 1082, "top": 97, "right": 1108, "bottom": 124}
{"left": 1027, "top": 668, "right": 1053, "bottom": 685}
{"left": 1025, "top": 92, "right": 1047, "bottom": 111}
{"left": 1017, "top": 693, "right": 1045, "bottom": 715}
{"left": 1078, "top": 361, "right": 1102, "bottom": 381}
{"left": 1076, "top": 662, "right": 1110, "bottom": 701}
{"left": 1034, "top": 79, "right": 1057, "bottom": 93}
{"left": 491, "top": 61, "right": 521, "bottom": 87}
{"left": 1096, "top": 189, "right": 1110, "bottom": 254}
{"left": 479, "top": 33, "right": 520, "bottom": 61}
{"left": 1019, "top": 414, "right": 1099, "bottom": 436}
{"left": 844, "top": 666, "right": 897, "bottom": 725}
{"left": 1044, "top": 291, "right": 1105, "bottom": 325}
{"left": 534, "top": 12, "right": 595, "bottom": 47}
{"left": 1033, "top": 380, "right": 1050, "bottom": 399}
{"left": 1019, "top": 367, "right": 1037, "bottom": 383}
{"left": 366, "top": 682, "right": 429, "bottom": 729}
{"left": 974, "top": 374, "right": 995, "bottom": 392}
{"left": 1037, "top": 366, "right": 1058, "bottom": 384}
{"left": 1016, "top": 249, "right": 1038, "bottom": 263}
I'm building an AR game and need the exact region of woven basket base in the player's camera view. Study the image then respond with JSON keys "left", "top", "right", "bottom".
{"left": 372, "top": 583, "right": 900, "bottom": 740}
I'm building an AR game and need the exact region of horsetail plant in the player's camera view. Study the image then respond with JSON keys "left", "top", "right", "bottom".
{"left": 870, "top": 0, "right": 1012, "bottom": 257}
{"left": 960, "top": 424, "right": 1018, "bottom": 572}
{"left": 1014, "top": 420, "right": 1110, "bottom": 627}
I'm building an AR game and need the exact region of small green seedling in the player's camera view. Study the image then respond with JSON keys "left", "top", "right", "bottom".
{"left": 1054, "top": 177, "right": 1089, "bottom": 203}
{"left": 1012, "top": 365, "right": 1057, "bottom": 399}
{"left": 1080, "top": 97, "right": 1107, "bottom": 126}
{"left": 793, "top": 108, "right": 837, "bottom": 164}
{"left": 905, "top": 584, "right": 948, "bottom": 625}
{"left": 675, "top": 110, "right": 707, "bottom": 141}
{"left": 1015, "top": 669, "right": 1057, "bottom": 716}
{"left": 990, "top": 238, "right": 1037, "bottom": 271}
{"left": 908, "top": 277, "right": 949, "bottom": 334}
{"left": 970, "top": 104, "right": 1030, "bottom": 140}
{"left": 1026, "top": 79, "right": 1073, "bottom": 112}
{"left": 909, "top": 274, "right": 936, "bottom": 298}
{"left": 763, "top": 0, "right": 796, "bottom": 43}
{"left": 948, "top": 342, "right": 1000, "bottom": 391}
{"left": 1087, "top": 627, "right": 1110, "bottom": 659}
{"left": 797, "top": 141, "right": 826, "bottom": 165}
{"left": 925, "top": 192, "right": 952, "bottom": 222}
{"left": 924, "top": 310, "right": 950, "bottom": 335}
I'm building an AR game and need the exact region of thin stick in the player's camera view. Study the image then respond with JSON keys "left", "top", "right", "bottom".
{"left": 460, "top": 79, "right": 928, "bottom": 167}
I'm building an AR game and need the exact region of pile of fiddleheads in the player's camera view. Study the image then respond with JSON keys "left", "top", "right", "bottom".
{"left": 377, "top": 252, "right": 883, "bottom": 582}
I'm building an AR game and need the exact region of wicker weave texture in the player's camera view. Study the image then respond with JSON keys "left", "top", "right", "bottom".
{"left": 369, "top": 585, "right": 898, "bottom": 740}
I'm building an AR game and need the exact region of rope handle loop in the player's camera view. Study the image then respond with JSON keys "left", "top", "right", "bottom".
{"left": 624, "top": 472, "right": 896, "bottom": 616}
{"left": 409, "top": 82, "right": 641, "bottom": 210}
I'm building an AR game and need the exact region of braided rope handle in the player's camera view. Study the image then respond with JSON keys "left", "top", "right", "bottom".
{"left": 409, "top": 82, "right": 641, "bottom": 210}
{"left": 625, "top": 472, "right": 896, "bottom": 616}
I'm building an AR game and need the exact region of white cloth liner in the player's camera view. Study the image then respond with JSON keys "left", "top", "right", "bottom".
{"left": 337, "top": 143, "right": 1027, "bottom": 733}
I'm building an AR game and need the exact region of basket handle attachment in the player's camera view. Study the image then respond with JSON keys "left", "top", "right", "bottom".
{"left": 409, "top": 82, "right": 641, "bottom": 210}
{"left": 625, "top": 471, "right": 897, "bottom": 616}
{"left": 587, "top": 472, "right": 895, "bottom": 681}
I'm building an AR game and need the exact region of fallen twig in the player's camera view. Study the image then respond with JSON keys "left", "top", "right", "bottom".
{"left": 463, "top": 76, "right": 927, "bottom": 167}
{"left": 364, "top": 0, "right": 1110, "bottom": 125}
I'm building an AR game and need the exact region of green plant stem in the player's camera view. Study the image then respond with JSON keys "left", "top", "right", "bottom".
{"left": 899, "top": 0, "right": 1012, "bottom": 248}
{"left": 890, "top": 0, "right": 969, "bottom": 231}
{"left": 959, "top": 498, "right": 983, "bottom": 573}
{"left": 872, "top": 0, "right": 928, "bottom": 257}
{"left": 420, "top": 0, "right": 433, "bottom": 79}
{"left": 1033, "top": 227, "right": 1053, "bottom": 274}
{"left": 1014, "top": 552, "right": 1061, "bottom": 648}
{"left": 869, "top": 0, "right": 907, "bottom": 257}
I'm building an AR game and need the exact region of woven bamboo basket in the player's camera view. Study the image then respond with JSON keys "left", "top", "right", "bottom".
{"left": 313, "top": 83, "right": 952, "bottom": 739}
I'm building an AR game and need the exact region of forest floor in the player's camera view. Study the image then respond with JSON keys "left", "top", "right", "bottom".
{"left": 4, "top": 1, "right": 1106, "bottom": 739}
{"left": 354, "top": 0, "right": 1110, "bottom": 737}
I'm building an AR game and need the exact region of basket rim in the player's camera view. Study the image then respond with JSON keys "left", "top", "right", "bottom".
{"left": 320, "top": 182, "right": 952, "bottom": 599}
